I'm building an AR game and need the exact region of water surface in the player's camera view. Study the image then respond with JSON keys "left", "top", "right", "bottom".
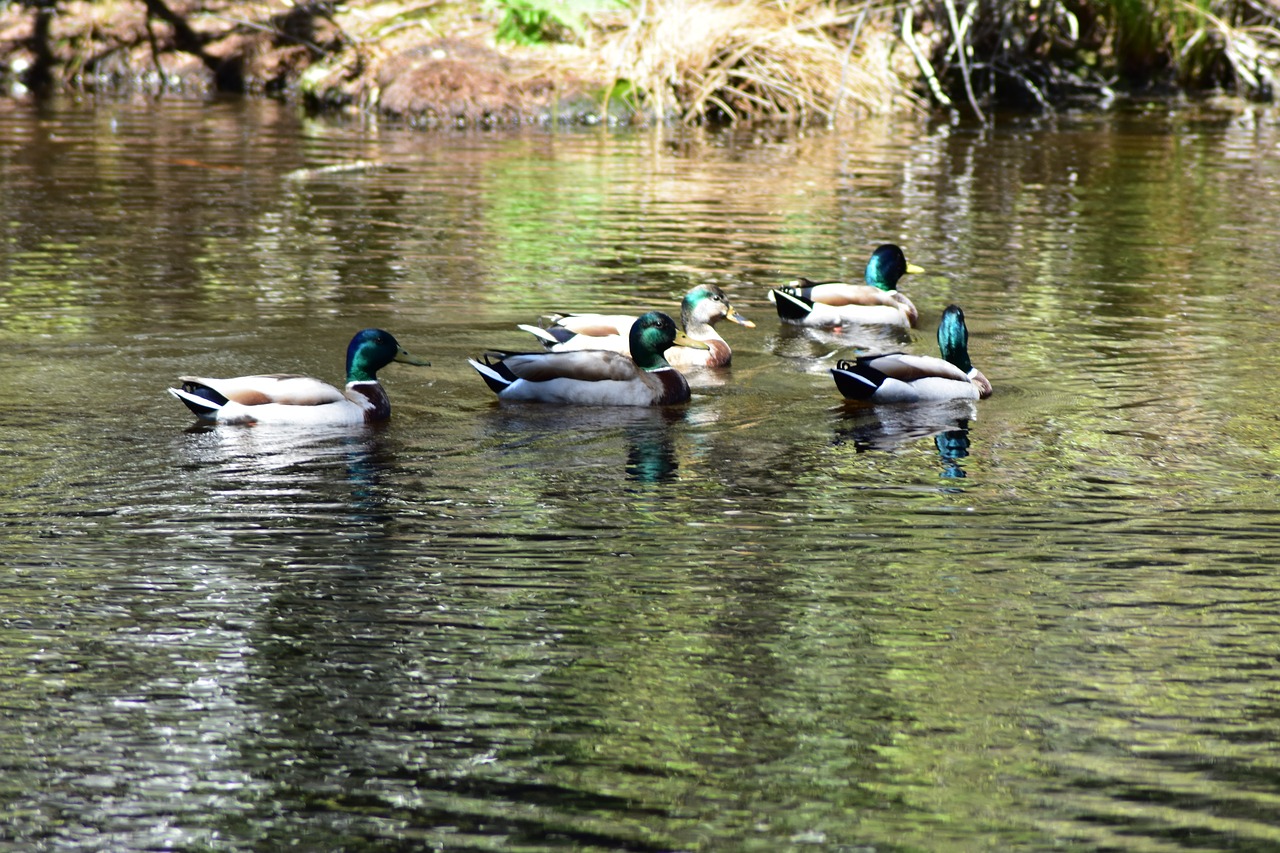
{"left": 4, "top": 97, "right": 1280, "bottom": 851}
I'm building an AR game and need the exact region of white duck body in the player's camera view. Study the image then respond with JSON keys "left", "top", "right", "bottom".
{"left": 832, "top": 354, "right": 986, "bottom": 403}
{"left": 770, "top": 284, "right": 917, "bottom": 330}
{"left": 770, "top": 244, "right": 923, "bottom": 330}
{"left": 169, "top": 375, "right": 391, "bottom": 426}
{"left": 168, "top": 329, "right": 428, "bottom": 426}
{"left": 831, "top": 305, "right": 992, "bottom": 404}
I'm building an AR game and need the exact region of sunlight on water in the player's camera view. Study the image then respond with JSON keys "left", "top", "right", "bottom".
{"left": 3, "top": 98, "right": 1280, "bottom": 851}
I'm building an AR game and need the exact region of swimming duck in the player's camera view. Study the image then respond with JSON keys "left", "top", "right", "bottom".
{"left": 831, "top": 305, "right": 992, "bottom": 403}
{"left": 518, "top": 284, "right": 754, "bottom": 368}
{"left": 769, "top": 244, "right": 923, "bottom": 329}
{"left": 470, "top": 311, "right": 705, "bottom": 406}
{"left": 168, "top": 328, "right": 429, "bottom": 426}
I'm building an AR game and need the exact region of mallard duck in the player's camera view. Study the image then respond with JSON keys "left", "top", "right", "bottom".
{"left": 769, "top": 244, "right": 923, "bottom": 329}
{"left": 831, "top": 305, "right": 992, "bottom": 403}
{"left": 517, "top": 284, "right": 754, "bottom": 368}
{"left": 168, "top": 328, "right": 429, "bottom": 426}
{"left": 470, "top": 311, "right": 706, "bottom": 406}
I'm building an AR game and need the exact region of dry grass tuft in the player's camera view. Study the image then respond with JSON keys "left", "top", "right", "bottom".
{"left": 578, "top": 0, "right": 922, "bottom": 123}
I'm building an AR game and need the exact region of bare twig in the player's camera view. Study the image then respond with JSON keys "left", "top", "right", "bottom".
{"left": 197, "top": 12, "right": 327, "bottom": 55}
{"left": 945, "top": 0, "right": 985, "bottom": 122}
{"left": 144, "top": 13, "right": 170, "bottom": 92}
{"left": 902, "top": 4, "right": 952, "bottom": 107}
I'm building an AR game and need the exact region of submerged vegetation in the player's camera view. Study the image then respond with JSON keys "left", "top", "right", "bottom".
{"left": 1, "top": 0, "right": 1279, "bottom": 124}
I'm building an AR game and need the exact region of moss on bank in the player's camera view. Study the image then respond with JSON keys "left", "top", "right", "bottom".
{"left": 1, "top": 1, "right": 1277, "bottom": 125}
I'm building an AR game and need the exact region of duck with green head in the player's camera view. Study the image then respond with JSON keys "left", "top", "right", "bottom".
{"left": 518, "top": 284, "right": 754, "bottom": 368}
{"left": 769, "top": 244, "right": 923, "bottom": 330}
{"left": 471, "top": 311, "right": 706, "bottom": 406}
{"left": 831, "top": 305, "right": 992, "bottom": 403}
{"left": 168, "top": 328, "right": 430, "bottom": 426}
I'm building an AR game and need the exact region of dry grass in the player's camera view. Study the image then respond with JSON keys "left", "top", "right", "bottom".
{"left": 577, "top": 0, "right": 921, "bottom": 123}
{"left": 312, "top": 0, "right": 923, "bottom": 123}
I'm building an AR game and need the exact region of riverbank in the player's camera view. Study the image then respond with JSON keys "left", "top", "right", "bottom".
{"left": 1, "top": 1, "right": 1278, "bottom": 125}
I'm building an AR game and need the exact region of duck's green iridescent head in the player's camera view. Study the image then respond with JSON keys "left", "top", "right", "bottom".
{"left": 629, "top": 311, "right": 706, "bottom": 370}
{"left": 681, "top": 284, "right": 755, "bottom": 329}
{"left": 346, "top": 328, "right": 430, "bottom": 383}
{"left": 864, "top": 244, "right": 924, "bottom": 292}
{"left": 936, "top": 305, "right": 974, "bottom": 373}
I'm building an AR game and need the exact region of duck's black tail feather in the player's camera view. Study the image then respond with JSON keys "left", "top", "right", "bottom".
{"left": 168, "top": 382, "right": 226, "bottom": 418}
{"left": 831, "top": 361, "right": 885, "bottom": 401}
{"left": 771, "top": 288, "right": 814, "bottom": 322}
{"left": 467, "top": 355, "right": 517, "bottom": 395}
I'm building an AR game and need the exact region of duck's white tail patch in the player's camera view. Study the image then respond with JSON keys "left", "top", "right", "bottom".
{"left": 516, "top": 324, "right": 559, "bottom": 345}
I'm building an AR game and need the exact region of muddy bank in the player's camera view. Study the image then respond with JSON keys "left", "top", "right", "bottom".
{"left": 0, "top": 1, "right": 621, "bottom": 126}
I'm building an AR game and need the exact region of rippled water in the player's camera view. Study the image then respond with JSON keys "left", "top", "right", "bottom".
{"left": 4, "top": 97, "right": 1280, "bottom": 851}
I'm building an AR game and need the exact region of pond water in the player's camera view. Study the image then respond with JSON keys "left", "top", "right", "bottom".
{"left": 4, "top": 95, "right": 1280, "bottom": 851}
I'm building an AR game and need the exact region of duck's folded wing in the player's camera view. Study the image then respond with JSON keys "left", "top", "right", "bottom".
{"left": 797, "top": 283, "right": 900, "bottom": 307}
{"left": 498, "top": 351, "right": 640, "bottom": 382}
{"left": 552, "top": 313, "right": 636, "bottom": 337}
{"left": 861, "top": 354, "right": 969, "bottom": 383}
{"left": 179, "top": 374, "right": 346, "bottom": 406}
{"left": 788, "top": 280, "right": 901, "bottom": 307}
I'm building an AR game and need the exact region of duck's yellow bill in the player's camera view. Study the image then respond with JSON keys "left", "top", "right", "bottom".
{"left": 395, "top": 347, "right": 431, "bottom": 367}
{"left": 670, "top": 330, "right": 711, "bottom": 350}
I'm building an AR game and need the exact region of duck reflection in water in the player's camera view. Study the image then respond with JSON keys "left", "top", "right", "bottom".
{"left": 624, "top": 416, "right": 681, "bottom": 483}
{"left": 833, "top": 398, "right": 975, "bottom": 478}
{"left": 475, "top": 405, "right": 686, "bottom": 484}
{"left": 935, "top": 424, "right": 971, "bottom": 479}
{"left": 768, "top": 321, "right": 911, "bottom": 369}
{"left": 179, "top": 422, "right": 396, "bottom": 518}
